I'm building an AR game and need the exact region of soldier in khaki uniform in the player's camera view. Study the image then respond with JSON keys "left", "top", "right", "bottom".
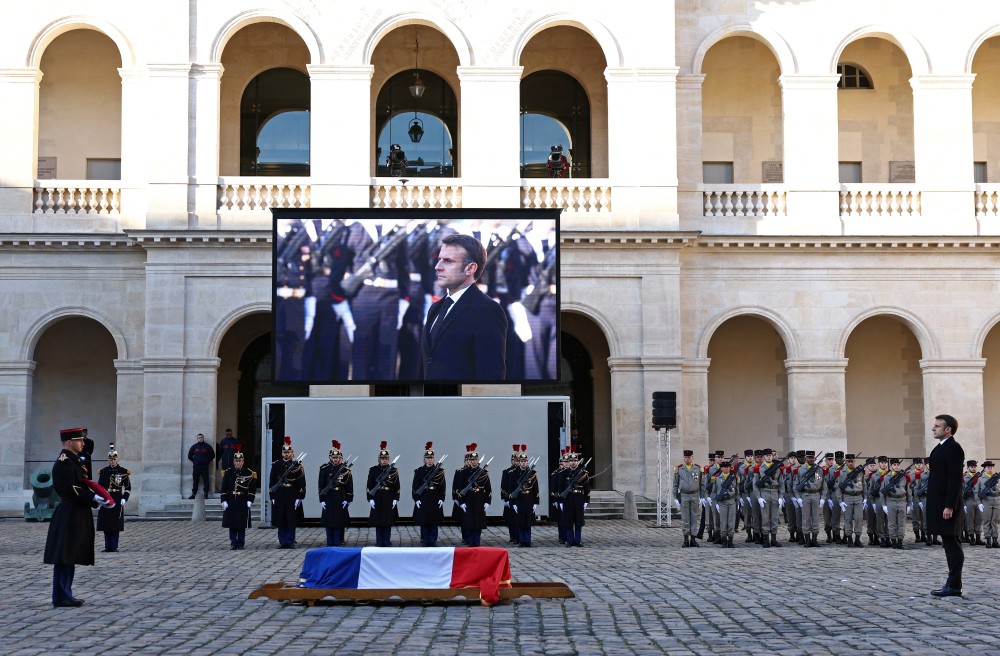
{"left": 837, "top": 454, "right": 866, "bottom": 547}
{"left": 878, "top": 457, "right": 911, "bottom": 550}
{"left": 782, "top": 452, "right": 800, "bottom": 543}
{"left": 794, "top": 450, "right": 824, "bottom": 547}
{"left": 974, "top": 461, "right": 1000, "bottom": 548}
{"left": 867, "top": 456, "right": 891, "bottom": 547}
{"left": 910, "top": 457, "right": 929, "bottom": 544}
{"left": 673, "top": 449, "right": 702, "bottom": 547}
{"left": 752, "top": 448, "right": 784, "bottom": 548}
{"left": 712, "top": 460, "right": 738, "bottom": 548}
{"left": 962, "top": 460, "right": 984, "bottom": 545}
{"left": 695, "top": 452, "right": 716, "bottom": 540}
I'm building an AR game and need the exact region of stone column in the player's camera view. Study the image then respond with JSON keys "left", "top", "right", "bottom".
{"left": 681, "top": 357, "right": 710, "bottom": 458}
{"left": 609, "top": 356, "right": 645, "bottom": 494}
{"left": 676, "top": 74, "right": 705, "bottom": 227}
{"left": 184, "top": 358, "right": 220, "bottom": 489}
{"left": 113, "top": 357, "right": 144, "bottom": 471}
{"left": 308, "top": 65, "right": 374, "bottom": 208}
{"left": 778, "top": 75, "right": 841, "bottom": 232}
{"left": 604, "top": 68, "right": 640, "bottom": 228}
{"left": 634, "top": 68, "right": 680, "bottom": 229}
{"left": 457, "top": 66, "right": 523, "bottom": 208}
{"left": 140, "top": 357, "right": 187, "bottom": 508}
{"left": 0, "top": 69, "right": 41, "bottom": 227}
{"left": 0, "top": 361, "right": 34, "bottom": 513}
{"left": 118, "top": 67, "right": 150, "bottom": 230}
{"left": 921, "top": 359, "right": 986, "bottom": 462}
{"left": 785, "top": 358, "right": 849, "bottom": 454}
{"left": 910, "top": 75, "right": 977, "bottom": 232}
{"left": 189, "top": 65, "right": 223, "bottom": 229}
{"left": 144, "top": 64, "right": 191, "bottom": 228}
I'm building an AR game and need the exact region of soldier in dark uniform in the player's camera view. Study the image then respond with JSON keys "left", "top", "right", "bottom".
{"left": 268, "top": 436, "right": 305, "bottom": 549}
{"left": 509, "top": 448, "right": 539, "bottom": 547}
{"left": 453, "top": 444, "right": 491, "bottom": 547}
{"left": 44, "top": 427, "right": 108, "bottom": 607}
{"left": 452, "top": 451, "right": 471, "bottom": 544}
{"left": 550, "top": 450, "right": 568, "bottom": 543}
{"left": 367, "top": 441, "right": 400, "bottom": 547}
{"left": 523, "top": 240, "right": 557, "bottom": 380}
{"left": 500, "top": 446, "right": 521, "bottom": 543}
{"left": 96, "top": 443, "right": 131, "bottom": 552}
{"left": 216, "top": 428, "right": 239, "bottom": 486}
{"left": 221, "top": 447, "right": 257, "bottom": 550}
{"left": 318, "top": 440, "right": 353, "bottom": 547}
{"left": 275, "top": 225, "right": 314, "bottom": 380}
{"left": 80, "top": 428, "right": 94, "bottom": 479}
{"left": 558, "top": 448, "right": 590, "bottom": 547}
{"left": 412, "top": 442, "right": 446, "bottom": 547}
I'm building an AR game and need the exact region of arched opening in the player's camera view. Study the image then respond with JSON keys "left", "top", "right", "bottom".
{"left": 837, "top": 38, "right": 914, "bottom": 183}
{"left": 27, "top": 317, "right": 118, "bottom": 485}
{"left": 519, "top": 26, "right": 608, "bottom": 177}
{"left": 845, "top": 316, "right": 924, "bottom": 456}
{"left": 701, "top": 36, "right": 783, "bottom": 184}
{"left": 240, "top": 67, "right": 310, "bottom": 175}
{"left": 707, "top": 316, "right": 789, "bottom": 455}
{"left": 374, "top": 69, "right": 457, "bottom": 177}
{"left": 981, "top": 322, "right": 1000, "bottom": 457}
{"left": 971, "top": 37, "right": 1000, "bottom": 182}
{"left": 520, "top": 71, "right": 591, "bottom": 178}
{"left": 217, "top": 313, "right": 307, "bottom": 474}
{"left": 38, "top": 29, "right": 123, "bottom": 180}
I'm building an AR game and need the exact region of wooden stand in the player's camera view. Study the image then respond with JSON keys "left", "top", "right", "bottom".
{"left": 248, "top": 581, "right": 574, "bottom": 606}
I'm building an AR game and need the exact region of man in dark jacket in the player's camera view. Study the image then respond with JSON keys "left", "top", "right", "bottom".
{"left": 221, "top": 449, "right": 256, "bottom": 550}
{"left": 187, "top": 433, "right": 215, "bottom": 499}
{"left": 44, "top": 427, "right": 110, "bottom": 607}
{"left": 269, "top": 436, "right": 305, "bottom": 548}
{"left": 928, "top": 414, "right": 966, "bottom": 597}
{"left": 318, "top": 440, "right": 353, "bottom": 546}
{"left": 96, "top": 443, "right": 131, "bottom": 553}
{"left": 367, "top": 441, "right": 400, "bottom": 547}
{"left": 453, "top": 444, "right": 491, "bottom": 547}
{"left": 412, "top": 442, "right": 446, "bottom": 547}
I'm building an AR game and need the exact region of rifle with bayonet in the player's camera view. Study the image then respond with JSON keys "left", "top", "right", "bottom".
{"left": 269, "top": 452, "right": 307, "bottom": 495}
{"left": 458, "top": 457, "right": 493, "bottom": 498}
{"left": 978, "top": 472, "right": 1000, "bottom": 500}
{"left": 341, "top": 221, "right": 425, "bottom": 298}
{"left": 793, "top": 453, "right": 828, "bottom": 493}
{"left": 879, "top": 461, "right": 916, "bottom": 497}
{"left": 712, "top": 467, "right": 739, "bottom": 503}
{"left": 963, "top": 470, "right": 982, "bottom": 500}
{"left": 366, "top": 455, "right": 401, "bottom": 496}
{"left": 838, "top": 456, "right": 869, "bottom": 493}
{"left": 558, "top": 457, "right": 593, "bottom": 499}
{"left": 318, "top": 455, "right": 357, "bottom": 498}
{"left": 756, "top": 456, "right": 790, "bottom": 488}
{"left": 414, "top": 454, "right": 448, "bottom": 496}
{"left": 509, "top": 457, "right": 541, "bottom": 499}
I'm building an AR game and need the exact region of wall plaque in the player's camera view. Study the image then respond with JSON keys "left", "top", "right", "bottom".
{"left": 762, "top": 161, "right": 783, "bottom": 183}
{"left": 889, "top": 161, "right": 915, "bottom": 183}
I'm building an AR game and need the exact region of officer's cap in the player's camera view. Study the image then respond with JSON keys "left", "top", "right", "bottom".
{"left": 60, "top": 427, "right": 85, "bottom": 442}
{"left": 329, "top": 440, "right": 343, "bottom": 457}
{"left": 983, "top": 461, "right": 995, "bottom": 468}
{"left": 744, "top": 449, "right": 754, "bottom": 456}
{"left": 683, "top": 449, "right": 694, "bottom": 457}
{"left": 281, "top": 436, "right": 293, "bottom": 453}
{"left": 865, "top": 457, "right": 876, "bottom": 465}
{"left": 107, "top": 442, "right": 119, "bottom": 459}
{"left": 805, "top": 450, "right": 816, "bottom": 458}
{"left": 912, "top": 457, "right": 923, "bottom": 464}
{"left": 795, "top": 450, "right": 806, "bottom": 458}
{"left": 834, "top": 450, "right": 845, "bottom": 458}
{"left": 379, "top": 440, "right": 390, "bottom": 458}
{"left": 753, "top": 449, "right": 763, "bottom": 457}
{"left": 889, "top": 457, "right": 901, "bottom": 465}
{"left": 967, "top": 459, "right": 978, "bottom": 467}
{"left": 720, "top": 460, "right": 732, "bottom": 468}
{"left": 762, "top": 448, "right": 774, "bottom": 456}
{"left": 845, "top": 453, "right": 856, "bottom": 460}
{"left": 877, "top": 455, "right": 888, "bottom": 462}
{"left": 707, "top": 453, "right": 716, "bottom": 460}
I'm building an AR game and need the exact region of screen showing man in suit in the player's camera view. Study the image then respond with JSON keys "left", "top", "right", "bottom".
{"left": 271, "top": 209, "right": 560, "bottom": 384}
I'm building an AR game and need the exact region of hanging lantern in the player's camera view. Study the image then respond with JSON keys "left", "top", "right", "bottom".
{"left": 408, "top": 117, "right": 424, "bottom": 143}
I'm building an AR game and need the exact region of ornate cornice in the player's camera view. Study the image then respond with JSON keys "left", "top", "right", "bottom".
{"left": 0, "top": 234, "right": 137, "bottom": 250}
{"left": 561, "top": 231, "right": 700, "bottom": 249}
{"left": 124, "top": 230, "right": 271, "bottom": 247}
{"left": 691, "top": 235, "right": 1000, "bottom": 252}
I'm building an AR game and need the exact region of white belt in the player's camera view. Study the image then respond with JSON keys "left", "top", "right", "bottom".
{"left": 364, "top": 278, "right": 398, "bottom": 289}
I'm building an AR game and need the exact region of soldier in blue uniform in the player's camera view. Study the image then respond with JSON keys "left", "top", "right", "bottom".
{"left": 96, "top": 443, "right": 131, "bottom": 552}
{"left": 509, "top": 447, "right": 539, "bottom": 547}
{"left": 367, "top": 441, "right": 400, "bottom": 547}
{"left": 269, "top": 436, "right": 305, "bottom": 548}
{"left": 221, "top": 448, "right": 257, "bottom": 550}
{"left": 558, "top": 448, "right": 590, "bottom": 547}
{"left": 412, "top": 442, "right": 446, "bottom": 547}
{"left": 318, "top": 440, "right": 353, "bottom": 547}
{"left": 500, "top": 446, "right": 521, "bottom": 543}
{"left": 453, "top": 444, "right": 491, "bottom": 547}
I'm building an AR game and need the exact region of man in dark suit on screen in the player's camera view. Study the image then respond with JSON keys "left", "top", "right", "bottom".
{"left": 423, "top": 233, "right": 507, "bottom": 381}
{"left": 928, "top": 414, "right": 966, "bottom": 597}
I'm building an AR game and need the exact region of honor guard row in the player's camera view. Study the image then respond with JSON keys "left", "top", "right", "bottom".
{"left": 677, "top": 449, "right": 1000, "bottom": 551}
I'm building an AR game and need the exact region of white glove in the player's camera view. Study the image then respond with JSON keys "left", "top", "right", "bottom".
{"left": 370, "top": 500, "right": 376, "bottom": 508}
{"left": 882, "top": 505, "right": 888, "bottom": 514}
{"left": 484, "top": 503, "right": 490, "bottom": 511}
{"left": 321, "top": 501, "right": 327, "bottom": 510}
{"left": 583, "top": 502, "right": 588, "bottom": 510}
{"left": 513, "top": 505, "right": 518, "bottom": 513}
{"left": 222, "top": 501, "right": 229, "bottom": 511}
{"left": 93, "top": 494, "right": 104, "bottom": 504}
{"left": 504, "top": 500, "right": 509, "bottom": 508}
{"left": 333, "top": 301, "right": 356, "bottom": 343}
{"left": 294, "top": 499, "right": 302, "bottom": 509}
{"left": 397, "top": 298, "right": 410, "bottom": 330}
{"left": 979, "top": 503, "right": 986, "bottom": 513}
{"left": 533, "top": 504, "right": 538, "bottom": 513}
{"left": 437, "top": 500, "right": 443, "bottom": 508}
{"left": 342, "top": 501, "right": 349, "bottom": 508}
{"left": 507, "top": 301, "right": 533, "bottom": 342}
{"left": 778, "top": 498, "right": 785, "bottom": 509}
{"left": 918, "top": 502, "right": 924, "bottom": 510}
{"left": 120, "top": 498, "right": 126, "bottom": 505}
{"left": 247, "top": 501, "right": 252, "bottom": 508}
{"left": 674, "top": 499, "right": 681, "bottom": 509}
{"left": 964, "top": 506, "right": 969, "bottom": 514}
{"left": 758, "top": 498, "right": 765, "bottom": 508}
{"left": 461, "top": 503, "right": 467, "bottom": 512}
{"left": 392, "top": 500, "right": 398, "bottom": 508}
{"left": 557, "top": 503, "right": 563, "bottom": 511}
{"left": 715, "top": 504, "right": 721, "bottom": 512}
{"left": 303, "top": 296, "right": 316, "bottom": 341}
{"left": 415, "top": 500, "right": 422, "bottom": 508}
{"left": 840, "top": 502, "right": 847, "bottom": 512}
{"left": 828, "top": 499, "right": 834, "bottom": 509}
{"left": 907, "top": 505, "right": 912, "bottom": 514}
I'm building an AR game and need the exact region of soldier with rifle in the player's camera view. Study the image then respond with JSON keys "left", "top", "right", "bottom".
{"left": 318, "top": 440, "right": 353, "bottom": 547}
{"left": 366, "top": 441, "right": 400, "bottom": 547}
{"left": 453, "top": 450, "right": 472, "bottom": 544}
{"left": 695, "top": 452, "right": 716, "bottom": 541}
{"left": 551, "top": 449, "right": 569, "bottom": 544}
{"left": 673, "top": 449, "right": 703, "bottom": 547}
{"left": 557, "top": 447, "right": 590, "bottom": 547}
{"left": 822, "top": 452, "right": 843, "bottom": 543}
{"left": 879, "top": 458, "right": 914, "bottom": 550}
{"left": 781, "top": 451, "right": 801, "bottom": 543}
{"left": 96, "top": 443, "right": 131, "bottom": 553}
{"left": 501, "top": 445, "right": 522, "bottom": 544}
{"left": 523, "top": 234, "right": 557, "bottom": 380}
{"left": 274, "top": 220, "right": 313, "bottom": 380}
{"left": 509, "top": 448, "right": 540, "bottom": 547}
{"left": 974, "top": 460, "right": 1000, "bottom": 548}
{"left": 752, "top": 449, "right": 785, "bottom": 548}
{"left": 412, "top": 442, "right": 446, "bottom": 547}
{"left": 910, "top": 457, "right": 931, "bottom": 544}
{"left": 737, "top": 450, "right": 756, "bottom": 544}
{"left": 794, "top": 450, "right": 826, "bottom": 548}
{"left": 962, "top": 459, "right": 984, "bottom": 545}
{"left": 302, "top": 219, "right": 355, "bottom": 381}
{"left": 837, "top": 454, "right": 867, "bottom": 548}
{"left": 221, "top": 447, "right": 257, "bottom": 551}
{"left": 269, "top": 436, "right": 306, "bottom": 549}
{"left": 861, "top": 457, "right": 879, "bottom": 545}
{"left": 712, "top": 459, "right": 738, "bottom": 548}
{"left": 867, "top": 456, "right": 891, "bottom": 547}
{"left": 453, "top": 444, "right": 491, "bottom": 547}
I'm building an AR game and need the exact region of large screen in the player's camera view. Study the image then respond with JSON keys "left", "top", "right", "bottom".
{"left": 272, "top": 208, "right": 560, "bottom": 384}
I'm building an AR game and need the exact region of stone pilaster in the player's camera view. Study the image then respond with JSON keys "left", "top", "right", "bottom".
{"left": 921, "top": 359, "right": 986, "bottom": 462}
{"left": 189, "top": 65, "right": 224, "bottom": 228}
{"left": 0, "top": 69, "right": 42, "bottom": 226}
{"left": 0, "top": 361, "right": 35, "bottom": 512}
{"left": 785, "top": 358, "right": 848, "bottom": 454}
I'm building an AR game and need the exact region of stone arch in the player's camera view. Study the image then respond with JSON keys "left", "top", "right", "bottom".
{"left": 697, "top": 306, "right": 799, "bottom": 360}
{"left": 967, "top": 26, "right": 1000, "bottom": 74}
{"left": 206, "top": 302, "right": 271, "bottom": 358}
{"left": 561, "top": 300, "right": 624, "bottom": 359}
{"left": 363, "top": 12, "right": 472, "bottom": 67}
{"left": 691, "top": 23, "right": 796, "bottom": 76}
{"left": 512, "top": 13, "right": 623, "bottom": 68}
{"left": 20, "top": 306, "right": 127, "bottom": 361}
{"left": 210, "top": 9, "right": 323, "bottom": 65}
{"left": 837, "top": 307, "right": 938, "bottom": 360}
{"left": 27, "top": 15, "right": 136, "bottom": 68}
{"left": 830, "top": 25, "right": 931, "bottom": 76}
{"left": 975, "top": 310, "right": 1000, "bottom": 358}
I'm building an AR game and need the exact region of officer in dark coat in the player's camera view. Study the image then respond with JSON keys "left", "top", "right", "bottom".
{"left": 221, "top": 448, "right": 256, "bottom": 550}
{"left": 928, "top": 414, "right": 967, "bottom": 597}
{"left": 500, "top": 447, "right": 520, "bottom": 543}
{"left": 558, "top": 449, "right": 590, "bottom": 547}
{"left": 367, "top": 441, "right": 400, "bottom": 546}
{"left": 318, "top": 440, "right": 353, "bottom": 546}
{"left": 96, "top": 443, "right": 131, "bottom": 552}
{"left": 509, "top": 448, "right": 540, "bottom": 547}
{"left": 44, "top": 427, "right": 108, "bottom": 607}
{"left": 80, "top": 428, "right": 95, "bottom": 480}
{"left": 269, "top": 436, "right": 305, "bottom": 548}
{"left": 453, "top": 444, "right": 491, "bottom": 546}
{"left": 412, "top": 442, "right": 446, "bottom": 546}
{"left": 550, "top": 450, "right": 569, "bottom": 543}
{"left": 452, "top": 452, "right": 471, "bottom": 543}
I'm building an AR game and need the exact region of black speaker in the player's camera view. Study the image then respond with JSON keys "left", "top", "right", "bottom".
{"left": 652, "top": 391, "right": 676, "bottom": 429}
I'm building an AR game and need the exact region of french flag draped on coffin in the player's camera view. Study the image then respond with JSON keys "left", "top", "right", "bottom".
{"left": 298, "top": 546, "right": 512, "bottom": 605}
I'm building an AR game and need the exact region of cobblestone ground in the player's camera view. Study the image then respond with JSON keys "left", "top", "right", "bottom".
{"left": 2, "top": 518, "right": 999, "bottom": 655}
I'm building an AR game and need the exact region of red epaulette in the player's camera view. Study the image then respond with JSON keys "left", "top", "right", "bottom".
{"left": 833, "top": 470, "right": 841, "bottom": 478}
{"left": 905, "top": 473, "right": 912, "bottom": 482}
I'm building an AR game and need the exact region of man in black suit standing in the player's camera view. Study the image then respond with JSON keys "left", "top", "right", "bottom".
{"left": 928, "top": 414, "right": 966, "bottom": 597}
{"left": 423, "top": 233, "right": 507, "bottom": 380}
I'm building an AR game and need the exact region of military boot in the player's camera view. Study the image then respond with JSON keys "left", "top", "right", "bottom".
{"left": 770, "top": 533, "right": 781, "bottom": 547}
{"left": 931, "top": 534, "right": 942, "bottom": 545}
{"left": 690, "top": 536, "right": 699, "bottom": 547}
{"left": 993, "top": 537, "right": 1000, "bottom": 548}
{"left": 854, "top": 534, "right": 863, "bottom": 547}
{"left": 762, "top": 534, "right": 771, "bottom": 548}
{"left": 881, "top": 537, "right": 890, "bottom": 548}
{"left": 811, "top": 532, "right": 821, "bottom": 547}
{"left": 682, "top": 535, "right": 690, "bottom": 548}
{"left": 744, "top": 528, "right": 754, "bottom": 543}
{"left": 975, "top": 533, "right": 985, "bottom": 546}
{"left": 825, "top": 528, "right": 833, "bottom": 543}
{"left": 868, "top": 533, "right": 876, "bottom": 545}
{"left": 833, "top": 529, "right": 842, "bottom": 544}
{"left": 894, "top": 538, "right": 903, "bottom": 550}
{"left": 924, "top": 532, "right": 933, "bottom": 546}
{"left": 787, "top": 529, "right": 797, "bottom": 543}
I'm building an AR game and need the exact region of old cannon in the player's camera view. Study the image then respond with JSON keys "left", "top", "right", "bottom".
{"left": 24, "top": 468, "right": 58, "bottom": 521}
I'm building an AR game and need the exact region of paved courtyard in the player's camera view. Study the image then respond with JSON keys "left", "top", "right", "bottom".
{"left": 1, "top": 518, "right": 998, "bottom": 655}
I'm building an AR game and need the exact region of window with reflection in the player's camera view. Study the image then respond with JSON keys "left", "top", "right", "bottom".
{"left": 837, "top": 63, "right": 873, "bottom": 90}
{"left": 520, "top": 71, "right": 590, "bottom": 178}
{"left": 375, "top": 70, "right": 457, "bottom": 177}
{"left": 240, "top": 68, "right": 310, "bottom": 176}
